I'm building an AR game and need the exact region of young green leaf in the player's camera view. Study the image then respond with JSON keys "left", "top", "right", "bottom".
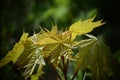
{"left": 23, "top": 48, "right": 45, "bottom": 79}
{"left": 74, "top": 37, "right": 112, "bottom": 80}
{"left": 36, "top": 28, "right": 60, "bottom": 46}
{"left": 69, "top": 16, "right": 105, "bottom": 40}
{"left": 31, "top": 74, "right": 39, "bottom": 80}
{"left": 0, "top": 33, "right": 28, "bottom": 68}
{"left": 90, "top": 40, "right": 112, "bottom": 80}
{"left": 43, "top": 44, "right": 60, "bottom": 58}
{"left": 74, "top": 39, "right": 95, "bottom": 70}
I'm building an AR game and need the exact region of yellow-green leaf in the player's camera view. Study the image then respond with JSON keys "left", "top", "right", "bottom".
{"left": 20, "top": 32, "right": 29, "bottom": 43}
{"left": 36, "top": 37, "right": 59, "bottom": 45}
{"left": 49, "top": 44, "right": 61, "bottom": 67}
{"left": 31, "top": 74, "right": 39, "bottom": 80}
{"left": 75, "top": 39, "right": 95, "bottom": 70}
{"left": 12, "top": 33, "right": 29, "bottom": 62}
{"left": 0, "top": 33, "right": 28, "bottom": 68}
{"left": 23, "top": 48, "right": 45, "bottom": 79}
{"left": 74, "top": 37, "right": 112, "bottom": 80}
{"left": 34, "top": 28, "right": 61, "bottom": 45}
{"left": 51, "top": 25, "right": 58, "bottom": 34}
{"left": 90, "top": 40, "right": 112, "bottom": 80}
{"left": 43, "top": 44, "right": 60, "bottom": 58}
{"left": 69, "top": 16, "right": 105, "bottom": 40}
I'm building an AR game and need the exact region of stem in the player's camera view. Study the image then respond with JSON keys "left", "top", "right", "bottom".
{"left": 61, "top": 56, "right": 66, "bottom": 69}
{"left": 52, "top": 65, "right": 62, "bottom": 80}
{"left": 71, "top": 70, "right": 79, "bottom": 80}
{"left": 56, "top": 71, "right": 62, "bottom": 80}
{"left": 65, "top": 59, "right": 69, "bottom": 71}
{"left": 58, "top": 63, "right": 64, "bottom": 73}
{"left": 59, "top": 56, "right": 69, "bottom": 80}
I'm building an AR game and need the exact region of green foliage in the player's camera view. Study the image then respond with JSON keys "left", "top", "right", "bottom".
{"left": 0, "top": 33, "right": 28, "bottom": 67}
{"left": 0, "top": 16, "right": 114, "bottom": 80}
{"left": 74, "top": 35, "right": 111, "bottom": 80}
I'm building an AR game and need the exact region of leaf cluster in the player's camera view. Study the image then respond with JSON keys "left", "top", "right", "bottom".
{"left": 0, "top": 16, "right": 112, "bottom": 80}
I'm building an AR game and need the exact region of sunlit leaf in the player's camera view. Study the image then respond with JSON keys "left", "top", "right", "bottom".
{"left": 31, "top": 74, "right": 39, "bottom": 80}
{"left": 43, "top": 44, "right": 60, "bottom": 58}
{"left": 16, "top": 47, "right": 37, "bottom": 68}
{"left": 37, "top": 65, "right": 44, "bottom": 76}
{"left": 51, "top": 25, "right": 58, "bottom": 34}
{"left": 50, "top": 44, "right": 61, "bottom": 67}
{"left": 37, "top": 37, "right": 59, "bottom": 45}
{"left": 36, "top": 28, "right": 61, "bottom": 46}
{"left": 69, "top": 16, "right": 105, "bottom": 40}
{"left": 23, "top": 48, "right": 45, "bottom": 79}
{"left": 0, "top": 33, "right": 28, "bottom": 68}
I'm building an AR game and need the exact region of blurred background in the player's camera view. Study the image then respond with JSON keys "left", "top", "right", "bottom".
{"left": 0, "top": 0, "right": 120, "bottom": 80}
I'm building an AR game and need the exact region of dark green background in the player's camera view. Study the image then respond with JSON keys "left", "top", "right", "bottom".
{"left": 0, "top": 0, "right": 120, "bottom": 80}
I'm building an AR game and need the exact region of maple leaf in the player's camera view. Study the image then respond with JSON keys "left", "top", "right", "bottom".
{"left": 16, "top": 33, "right": 46, "bottom": 79}
{"left": 74, "top": 38, "right": 95, "bottom": 70}
{"left": 39, "top": 26, "right": 73, "bottom": 67}
{"left": 69, "top": 16, "right": 105, "bottom": 41}
{"left": 0, "top": 32, "right": 28, "bottom": 68}
{"left": 74, "top": 35, "right": 112, "bottom": 80}
{"left": 90, "top": 40, "right": 112, "bottom": 80}
{"left": 23, "top": 49, "right": 45, "bottom": 79}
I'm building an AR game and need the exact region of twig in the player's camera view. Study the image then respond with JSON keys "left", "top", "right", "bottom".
{"left": 52, "top": 65, "right": 62, "bottom": 80}
{"left": 71, "top": 70, "right": 79, "bottom": 80}
{"left": 60, "top": 56, "right": 68, "bottom": 80}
